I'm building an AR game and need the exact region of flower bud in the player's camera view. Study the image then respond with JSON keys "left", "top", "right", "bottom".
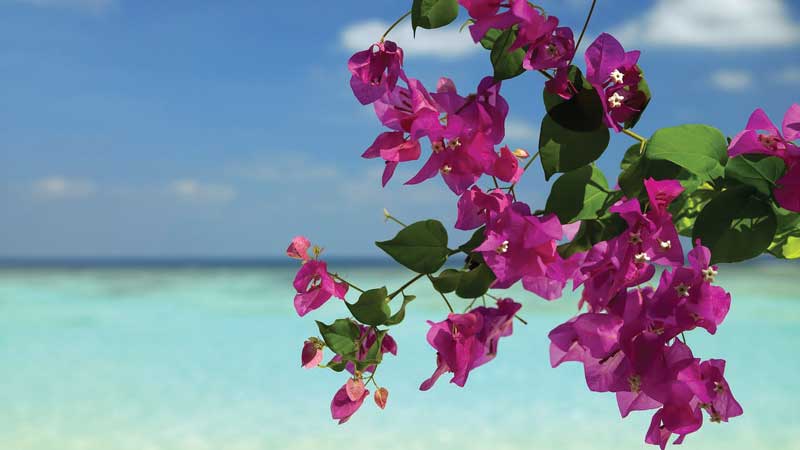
{"left": 301, "top": 339, "right": 324, "bottom": 369}
{"left": 345, "top": 378, "right": 366, "bottom": 402}
{"left": 512, "top": 148, "right": 530, "bottom": 159}
{"left": 374, "top": 387, "right": 389, "bottom": 409}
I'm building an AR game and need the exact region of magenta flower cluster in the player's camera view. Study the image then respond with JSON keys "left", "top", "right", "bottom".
{"left": 275, "top": 1, "right": 793, "bottom": 447}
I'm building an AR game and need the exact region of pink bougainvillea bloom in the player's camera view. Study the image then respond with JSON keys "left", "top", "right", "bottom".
{"left": 775, "top": 163, "right": 800, "bottom": 212}
{"left": 331, "top": 325, "right": 398, "bottom": 374}
{"left": 301, "top": 339, "right": 323, "bottom": 369}
{"left": 487, "top": 145, "right": 523, "bottom": 183}
{"left": 405, "top": 131, "right": 496, "bottom": 195}
{"left": 331, "top": 383, "right": 369, "bottom": 424}
{"left": 728, "top": 104, "right": 800, "bottom": 160}
{"left": 431, "top": 76, "right": 509, "bottom": 145}
{"left": 728, "top": 104, "right": 800, "bottom": 211}
{"left": 361, "top": 131, "right": 422, "bottom": 186}
{"left": 292, "top": 260, "right": 348, "bottom": 317}
{"left": 286, "top": 236, "right": 311, "bottom": 261}
{"left": 420, "top": 299, "right": 521, "bottom": 390}
{"left": 523, "top": 26, "right": 575, "bottom": 71}
{"left": 374, "top": 387, "right": 389, "bottom": 410}
{"left": 458, "top": 0, "right": 501, "bottom": 19}
{"left": 679, "top": 359, "right": 743, "bottom": 423}
{"left": 348, "top": 40, "right": 405, "bottom": 105}
{"left": 584, "top": 33, "right": 648, "bottom": 132}
{"left": 475, "top": 201, "right": 576, "bottom": 299}
{"left": 374, "top": 78, "right": 440, "bottom": 138}
{"left": 467, "top": 0, "right": 538, "bottom": 43}
{"left": 455, "top": 186, "right": 512, "bottom": 230}
{"left": 346, "top": 378, "right": 366, "bottom": 401}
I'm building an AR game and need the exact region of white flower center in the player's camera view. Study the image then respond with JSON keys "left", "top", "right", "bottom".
{"left": 634, "top": 252, "right": 650, "bottom": 264}
{"left": 496, "top": 240, "right": 509, "bottom": 254}
{"left": 659, "top": 240, "right": 672, "bottom": 250}
{"left": 610, "top": 69, "right": 625, "bottom": 84}
{"left": 440, "top": 164, "right": 453, "bottom": 174}
{"left": 608, "top": 92, "right": 625, "bottom": 108}
{"left": 674, "top": 283, "right": 691, "bottom": 297}
{"left": 702, "top": 267, "right": 718, "bottom": 283}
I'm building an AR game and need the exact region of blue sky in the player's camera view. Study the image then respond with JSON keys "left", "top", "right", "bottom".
{"left": 1, "top": 0, "right": 798, "bottom": 258}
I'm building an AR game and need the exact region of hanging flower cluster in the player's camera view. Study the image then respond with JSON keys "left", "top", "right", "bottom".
{"left": 285, "top": 0, "right": 799, "bottom": 447}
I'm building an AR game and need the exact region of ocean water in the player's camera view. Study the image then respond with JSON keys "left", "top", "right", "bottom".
{"left": 0, "top": 262, "right": 798, "bottom": 450}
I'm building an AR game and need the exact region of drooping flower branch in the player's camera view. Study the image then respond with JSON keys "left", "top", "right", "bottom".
{"left": 286, "top": 0, "right": 799, "bottom": 448}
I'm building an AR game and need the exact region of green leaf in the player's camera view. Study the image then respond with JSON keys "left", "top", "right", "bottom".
{"left": 617, "top": 144, "right": 690, "bottom": 198}
{"left": 316, "top": 319, "right": 360, "bottom": 357}
{"left": 539, "top": 115, "right": 610, "bottom": 180}
{"left": 768, "top": 207, "right": 800, "bottom": 259}
{"left": 376, "top": 220, "right": 449, "bottom": 274}
{"left": 692, "top": 188, "right": 778, "bottom": 263}
{"left": 645, "top": 125, "right": 728, "bottom": 180}
{"left": 412, "top": 0, "right": 458, "bottom": 32}
{"left": 455, "top": 262, "right": 496, "bottom": 299}
{"left": 479, "top": 28, "right": 501, "bottom": 50}
{"left": 430, "top": 269, "right": 462, "bottom": 293}
{"left": 669, "top": 184, "right": 718, "bottom": 237}
{"left": 488, "top": 27, "right": 526, "bottom": 81}
{"left": 725, "top": 155, "right": 785, "bottom": 196}
{"left": 346, "top": 287, "right": 391, "bottom": 326}
{"left": 543, "top": 66, "right": 604, "bottom": 132}
{"left": 325, "top": 360, "right": 349, "bottom": 372}
{"left": 557, "top": 215, "right": 627, "bottom": 258}
{"left": 546, "top": 165, "right": 614, "bottom": 223}
{"left": 458, "top": 226, "right": 486, "bottom": 253}
{"left": 385, "top": 294, "right": 416, "bottom": 326}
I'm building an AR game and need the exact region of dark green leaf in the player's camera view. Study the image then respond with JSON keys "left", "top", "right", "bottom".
{"left": 645, "top": 125, "right": 728, "bottom": 180}
{"left": 430, "top": 269, "right": 462, "bottom": 293}
{"left": 412, "top": 0, "right": 459, "bottom": 32}
{"left": 539, "top": 115, "right": 610, "bottom": 180}
{"left": 489, "top": 28, "right": 525, "bottom": 81}
{"left": 669, "top": 185, "right": 718, "bottom": 237}
{"left": 316, "top": 319, "right": 360, "bottom": 357}
{"left": 455, "top": 262, "right": 496, "bottom": 298}
{"left": 356, "top": 329, "right": 387, "bottom": 370}
{"left": 618, "top": 144, "right": 693, "bottom": 199}
{"left": 385, "top": 294, "right": 416, "bottom": 326}
{"left": 725, "top": 155, "right": 785, "bottom": 196}
{"left": 376, "top": 220, "right": 449, "bottom": 274}
{"left": 692, "top": 188, "right": 778, "bottom": 263}
{"left": 325, "top": 359, "right": 349, "bottom": 372}
{"left": 346, "top": 287, "right": 391, "bottom": 326}
{"left": 546, "top": 165, "right": 614, "bottom": 223}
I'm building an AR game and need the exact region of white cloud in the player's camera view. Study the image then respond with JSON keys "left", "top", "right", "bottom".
{"left": 709, "top": 69, "right": 753, "bottom": 92}
{"left": 340, "top": 20, "right": 478, "bottom": 59}
{"left": 10, "top": 0, "right": 114, "bottom": 13}
{"left": 32, "top": 176, "right": 95, "bottom": 199}
{"left": 614, "top": 0, "right": 800, "bottom": 49}
{"left": 226, "top": 155, "right": 340, "bottom": 182}
{"left": 168, "top": 179, "right": 236, "bottom": 203}
{"left": 772, "top": 66, "right": 800, "bottom": 84}
{"left": 504, "top": 119, "right": 539, "bottom": 142}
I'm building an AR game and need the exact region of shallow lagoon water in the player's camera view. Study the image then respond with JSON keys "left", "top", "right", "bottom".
{"left": 0, "top": 263, "right": 798, "bottom": 450}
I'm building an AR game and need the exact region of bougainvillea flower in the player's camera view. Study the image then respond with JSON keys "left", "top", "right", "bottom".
{"left": 286, "top": 236, "right": 311, "bottom": 261}
{"left": 584, "top": 33, "right": 648, "bottom": 132}
{"left": 331, "top": 383, "right": 369, "bottom": 424}
{"left": 728, "top": 104, "right": 800, "bottom": 160}
{"left": 301, "top": 339, "right": 324, "bottom": 369}
{"left": 775, "top": 163, "right": 800, "bottom": 212}
{"left": 348, "top": 40, "right": 405, "bottom": 105}
{"left": 475, "top": 204, "right": 570, "bottom": 299}
{"left": 420, "top": 299, "right": 521, "bottom": 390}
{"left": 679, "top": 359, "right": 743, "bottom": 423}
{"left": 467, "top": 0, "right": 540, "bottom": 43}
{"left": 374, "top": 78, "right": 440, "bottom": 138}
{"left": 406, "top": 131, "right": 496, "bottom": 195}
{"left": 292, "top": 260, "right": 348, "bottom": 317}
{"left": 487, "top": 145, "right": 523, "bottom": 183}
{"left": 432, "top": 76, "right": 509, "bottom": 145}
{"left": 361, "top": 131, "right": 422, "bottom": 186}
{"left": 455, "top": 186, "right": 513, "bottom": 230}
{"left": 523, "top": 26, "right": 575, "bottom": 71}
{"left": 374, "top": 387, "right": 389, "bottom": 409}
{"left": 458, "top": 0, "right": 501, "bottom": 20}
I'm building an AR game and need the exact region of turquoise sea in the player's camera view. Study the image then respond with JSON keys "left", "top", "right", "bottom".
{"left": 1, "top": 262, "right": 798, "bottom": 450}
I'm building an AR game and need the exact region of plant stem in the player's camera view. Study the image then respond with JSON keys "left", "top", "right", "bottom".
{"left": 388, "top": 273, "right": 425, "bottom": 300}
{"left": 428, "top": 275, "right": 455, "bottom": 313}
{"left": 514, "top": 314, "right": 528, "bottom": 325}
{"left": 569, "top": 0, "right": 597, "bottom": 65}
{"left": 381, "top": 10, "right": 412, "bottom": 42}
{"left": 386, "top": 215, "right": 407, "bottom": 227}
{"left": 622, "top": 129, "right": 648, "bottom": 154}
{"left": 330, "top": 273, "right": 365, "bottom": 293}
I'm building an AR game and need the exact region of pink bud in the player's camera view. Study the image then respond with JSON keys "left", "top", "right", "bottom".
{"left": 345, "top": 378, "right": 366, "bottom": 402}
{"left": 286, "top": 236, "right": 311, "bottom": 261}
{"left": 512, "top": 148, "right": 530, "bottom": 158}
{"left": 374, "top": 387, "right": 389, "bottom": 409}
{"left": 301, "top": 340, "right": 323, "bottom": 369}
